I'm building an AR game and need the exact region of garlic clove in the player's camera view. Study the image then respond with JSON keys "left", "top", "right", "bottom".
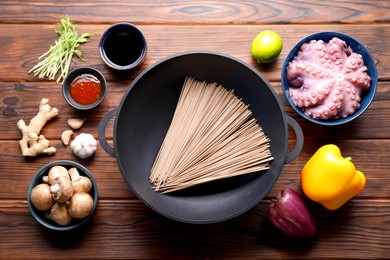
{"left": 61, "top": 130, "right": 73, "bottom": 146}
{"left": 67, "top": 118, "right": 85, "bottom": 129}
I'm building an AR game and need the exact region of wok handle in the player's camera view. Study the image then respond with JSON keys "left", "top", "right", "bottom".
{"left": 285, "top": 116, "right": 304, "bottom": 164}
{"left": 98, "top": 109, "right": 117, "bottom": 157}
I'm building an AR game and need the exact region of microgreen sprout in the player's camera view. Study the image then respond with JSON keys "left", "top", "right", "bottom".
{"left": 29, "top": 16, "right": 90, "bottom": 83}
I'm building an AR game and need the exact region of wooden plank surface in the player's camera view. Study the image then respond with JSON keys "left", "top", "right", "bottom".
{"left": 1, "top": 24, "right": 389, "bottom": 82}
{"left": 0, "top": 0, "right": 389, "bottom": 259}
{"left": 0, "top": 0, "right": 389, "bottom": 24}
{"left": 1, "top": 199, "right": 390, "bottom": 259}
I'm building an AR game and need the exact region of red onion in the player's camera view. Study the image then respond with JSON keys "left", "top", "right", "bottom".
{"left": 267, "top": 188, "right": 317, "bottom": 236}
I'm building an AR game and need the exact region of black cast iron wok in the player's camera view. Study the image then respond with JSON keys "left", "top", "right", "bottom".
{"left": 99, "top": 51, "right": 303, "bottom": 224}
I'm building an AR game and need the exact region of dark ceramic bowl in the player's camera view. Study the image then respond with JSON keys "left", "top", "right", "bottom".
{"left": 99, "top": 22, "right": 147, "bottom": 70}
{"left": 62, "top": 67, "right": 107, "bottom": 110}
{"left": 27, "top": 160, "right": 98, "bottom": 231}
{"left": 281, "top": 31, "right": 378, "bottom": 126}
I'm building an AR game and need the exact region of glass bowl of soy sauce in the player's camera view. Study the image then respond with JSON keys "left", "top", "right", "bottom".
{"left": 99, "top": 22, "right": 147, "bottom": 71}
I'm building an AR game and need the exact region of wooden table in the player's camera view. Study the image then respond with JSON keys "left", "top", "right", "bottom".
{"left": 1, "top": 1, "right": 389, "bottom": 259}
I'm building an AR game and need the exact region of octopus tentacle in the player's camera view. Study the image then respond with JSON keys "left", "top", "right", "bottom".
{"left": 289, "top": 77, "right": 334, "bottom": 108}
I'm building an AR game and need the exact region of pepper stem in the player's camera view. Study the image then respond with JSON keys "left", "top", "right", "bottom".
{"left": 344, "top": 156, "right": 352, "bottom": 161}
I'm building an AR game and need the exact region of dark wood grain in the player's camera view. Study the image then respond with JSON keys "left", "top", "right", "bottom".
{"left": 1, "top": 81, "right": 389, "bottom": 140}
{"left": 1, "top": 0, "right": 389, "bottom": 259}
{"left": 1, "top": 200, "right": 389, "bottom": 259}
{"left": 1, "top": 24, "right": 389, "bottom": 83}
{"left": 1, "top": 138, "right": 388, "bottom": 200}
{"left": 0, "top": 0, "right": 389, "bottom": 25}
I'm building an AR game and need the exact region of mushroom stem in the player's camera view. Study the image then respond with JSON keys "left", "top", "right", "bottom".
{"left": 69, "top": 167, "right": 93, "bottom": 193}
{"left": 69, "top": 167, "right": 81, "bottom": 181}
{"left": 50, "top": 183, "right": 60, "bottom": 193}
{"left": 50, "top": 176, "right": 74, "bottom": 203}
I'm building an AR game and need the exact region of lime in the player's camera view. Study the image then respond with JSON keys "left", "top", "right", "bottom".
{"left": 251, "top": 30, "right": 283, "bottom": 64}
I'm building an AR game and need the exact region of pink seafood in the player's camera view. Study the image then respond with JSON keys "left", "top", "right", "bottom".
{"left": 287, "top": 37, "right": 371, "bottom": 120}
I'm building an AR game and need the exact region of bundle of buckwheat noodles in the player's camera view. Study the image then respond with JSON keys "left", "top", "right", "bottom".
{"left": 150, "top": 76, "right": 273, "bottom": 193}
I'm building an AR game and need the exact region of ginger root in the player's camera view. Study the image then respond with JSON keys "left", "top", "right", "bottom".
{"left": 17, "top": 98, "right": 59, "bottom": 156}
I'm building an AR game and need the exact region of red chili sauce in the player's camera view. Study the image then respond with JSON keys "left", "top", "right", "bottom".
{"left": 70, "top": 74, "right": 102, "bottom": 105}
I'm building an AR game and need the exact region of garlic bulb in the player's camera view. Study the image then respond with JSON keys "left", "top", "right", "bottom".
{"left": 70, "top": 133, "right": 97, "bottom": 159}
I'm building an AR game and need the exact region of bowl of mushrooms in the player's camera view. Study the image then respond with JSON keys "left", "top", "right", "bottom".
{"left": 27, "top": 160, "right": 98, "bottom": 231}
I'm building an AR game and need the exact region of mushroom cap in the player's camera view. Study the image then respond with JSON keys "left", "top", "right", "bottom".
{"left": 48, "top": 202, "right": 73, "bottom": 226}
{"left": 69, "top": 167, "right": 93, "bottom": 193}
{"left": 73, "top": 176, "right": 93, "bottom": 193}
{"left": 50, "top": 175, "right": 74, "bottom": 202}
{"left": 44, "top": 165, "right": 69, "bottom": 185}
{"left": 68, "top": 192, "right": 94, "bottom": 219}
{"left": 30, "top": 183, "right": 55, "bottom": 211}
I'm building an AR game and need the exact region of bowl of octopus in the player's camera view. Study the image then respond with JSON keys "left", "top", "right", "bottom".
{"left": 27, "top": 160, "right": 98, "bottom": 231}
{"left": 281, "top": 31, "right": 378, "bottom": 126}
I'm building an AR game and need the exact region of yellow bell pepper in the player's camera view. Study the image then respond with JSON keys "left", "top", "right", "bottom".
{"left": 301, "top": 144, "right": 366, "bottom": 210}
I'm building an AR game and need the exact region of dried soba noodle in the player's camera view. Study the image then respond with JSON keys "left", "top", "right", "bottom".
{"left": 150, "top": 76, "right": 273, "bottom": 193}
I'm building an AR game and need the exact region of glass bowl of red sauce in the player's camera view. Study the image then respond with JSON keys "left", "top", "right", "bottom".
{"left": 63, "top": 67, "right": 107, "bottom": 110}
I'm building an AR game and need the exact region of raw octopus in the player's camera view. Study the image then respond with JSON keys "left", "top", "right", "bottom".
{"left": 287, "top": 37, "right": 371, "bottom": 120}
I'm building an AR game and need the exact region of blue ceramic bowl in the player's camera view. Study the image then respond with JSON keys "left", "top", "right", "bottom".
{"left": 99, "top": 22, "right": 147, "bottom": 71}
{"left": 281, "top": 31, "right": 378, "bottom": 126}
{"left": 27, "top": 160, "right": 98, "bottom": 231}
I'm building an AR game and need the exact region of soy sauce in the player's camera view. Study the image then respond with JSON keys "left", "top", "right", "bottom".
{"left": 103, "top": 27, "right": 145, "bottom": 66}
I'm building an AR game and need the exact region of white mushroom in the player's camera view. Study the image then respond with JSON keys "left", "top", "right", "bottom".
{"left": 69, "top": 167, "right": 93, "bottom": 194}
{"left": 30, "top": 183, "right": 55, "bottom": 211}
{"left": 68, "top": 192, "right": 94, "bottom": 219}
{"left": 47, "top": 202, "right": 73, "bottom": 226}
{"left": 42, "top": 165, "right": 69, "bottom": 185}
{"left": 50, "top": 175, "right": 74, "bottom": 203}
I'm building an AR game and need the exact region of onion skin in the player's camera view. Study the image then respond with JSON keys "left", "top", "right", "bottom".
{"left": 267, "top": 188, "right": 317, "bottom": 237}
